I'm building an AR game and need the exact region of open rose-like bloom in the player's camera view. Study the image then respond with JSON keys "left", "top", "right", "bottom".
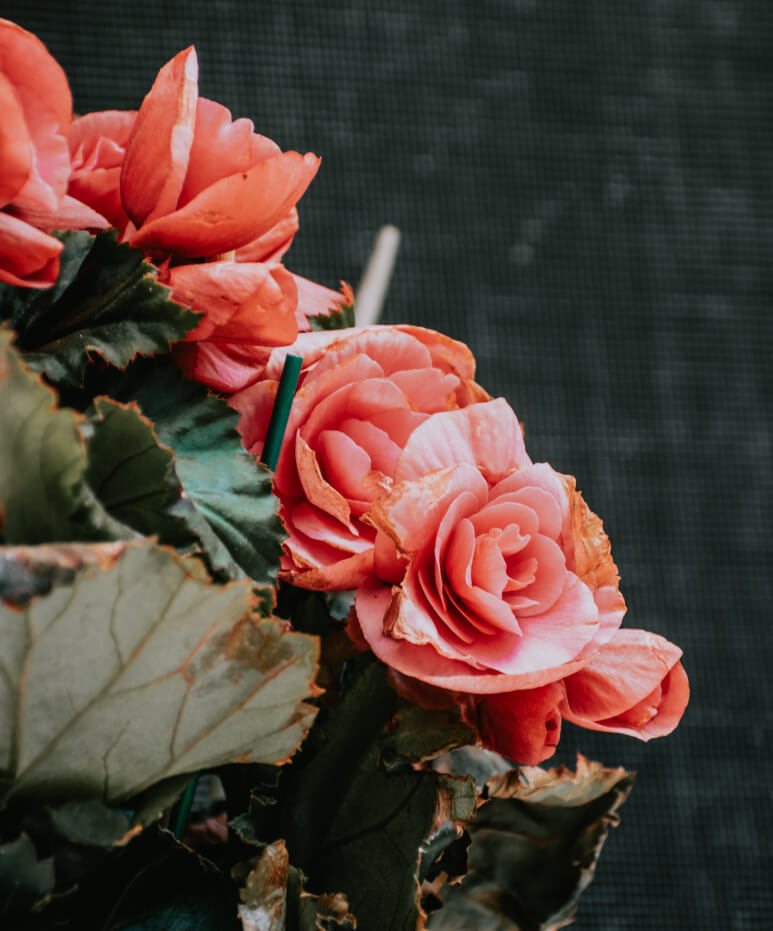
{"left": 350, "top": 398, "right": 688, "bottom": 762}
{"left": 231, "top": 325, "right": 490, "bottom": 587}
{"left": 354, "top": 400, "right": 626, "bottom": 694}
{"left": 0, "top": 19, "right": 106, "bottom": 287}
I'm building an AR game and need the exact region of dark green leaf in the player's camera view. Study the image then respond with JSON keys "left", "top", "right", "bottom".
{"left": 1, "top": 230, "right": 199, "bottom": 388}
{"left": 381, "top": 704, "right": 477, "bottom": 766}
{"left": 48, "top": 800, "right": 131, "bottom": 848}
{"left": 42, "top": 825, "right": 240, "bottom": 930}
{"left": 0, "top": 833, "right": 55, "bottom": 915}
{"left": 128, "top": 775, "right": 196, "bottom": 829}
{"left": 243, "top": 661, "right": 476, "bottom": 931}
{"left": 0, "top": 540, "right": 318, "bottom": 804}
{"left": 85, "top": 397, "right": 195, "bottom": 550}
{"left": 124, "top": 364, "right": 285, "bottom": 588}
{"left": 426, "top": 755, "right": 635, "bottom": 931}
{"left": 309, "top": 300, "right": 355, "bottom": 331}
{"left": 0, "top": 332, "right": 137, "bottom": 545}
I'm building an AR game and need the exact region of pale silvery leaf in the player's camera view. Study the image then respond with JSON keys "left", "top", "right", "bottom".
{"left": 0, "top": 541, "right": 318, "bottom": 803}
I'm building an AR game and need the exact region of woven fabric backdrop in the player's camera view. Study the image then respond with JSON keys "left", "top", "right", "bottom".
{"left": 5, "top": 2, "right": 772, "bottom": 927}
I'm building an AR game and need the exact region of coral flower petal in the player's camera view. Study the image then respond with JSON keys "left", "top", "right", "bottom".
{"left": 474, "top": 684, "right": 564, "bottom": 765}
{"left": 369, "top": 464, "right": 487, "bottom": 559}
{"left": 562, "top": 634, "right": 689, "bottom": 740}
{"left": 311, "top": 328, "right": 433, "bottom": 378}
{"left": 0, "top": 210, "right": 61, "bottom": 287}
{"left": 291, "top": 501, "right": 373, "bottom": 554}
{"left": 396, "top": 398, "right": 530, "bottom": 483}
{"left": 469, "top": 500, "right": 538, "bottom": 545}
{"left": 470, "top": 535, "right": 508, "bottom": 596}
{"left": 170, "top": 261, "right": 298, "bottom": 346}
{"left": 506, "top": 534, "right": 567, "bottom": 617}
{"left": 178, "top": 341, "right": 271, "bottom": 394}
{"left": 292, "top": 273, "right": 348, "bottom": 330}
{"left": 295, "top": 433, "right": 353, "bottom": 528}
{"left": 281, "top": 546, "right": 375, "bottom": 591}
{"left": 121, "top": 46, "right": 198, "bottom": 226}
{"left": 236, "top": 208, "right": 299, "bottom": 263}
{"left": 388, "top": 368, "right": 462, "bottom": 413}
{"left": 0, "top": 72, "right": 32, "bottom": 206}
{"left": 355, "top": 580, "right": 589, "bottom": 694}
{"left": 179, "top": 97, "right": 280, "bottom": 204}
{"left": 316, "top": 429, "right": 373, "bottom": 504}
{"left": 445, "top": 519, "right": 521, "bottom": 633}
{"left": 0, "top": 19, "right": 72, "bottom": 212}
{"left": 229, "top": 378, "right": 278, "bottom": 455}
{"left": 339, "top": 419, "right": 401, "bottom": 476}
{"left": 129, "top": 151, "right": 320, "bottom": 257}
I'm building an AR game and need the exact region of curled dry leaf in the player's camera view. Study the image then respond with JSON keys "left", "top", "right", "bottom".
{"left": 426, "top": 754, "right": 635, "bottom": 931}
{"left": 236, "top": 839, "right": 356, "bottom": 931}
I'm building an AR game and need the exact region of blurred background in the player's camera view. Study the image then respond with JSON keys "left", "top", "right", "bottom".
{"left": 5, "top": 1, "right": 771, "bottom": 927}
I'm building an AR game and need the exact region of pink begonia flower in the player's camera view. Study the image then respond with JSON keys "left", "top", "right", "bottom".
{"left": 230, "top": 325, "right": 490, "bottom": 588}
{"left": 120, "top": 46, "right": 319, "bottom": 259}
{"left": 353, "top": 408, "right": 626, "bottom": 695}
{"left": 463, "top": 628, "right": 688, "bottom": 763}
{"left": 64, "top": 44, "right": 340, "bottom": 375}
{"left": 0, "top": 19, "right": 107, "bottom": 287}
{"left": 559, "top": 627, "right": 689, "bottom": 739}
{"left": 348, "top": 400, "right": 688, "bottom": 762}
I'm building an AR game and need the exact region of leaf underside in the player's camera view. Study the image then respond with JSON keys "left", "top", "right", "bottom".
{"left": 0, "top": 541, "right": 318, "bottom": 805}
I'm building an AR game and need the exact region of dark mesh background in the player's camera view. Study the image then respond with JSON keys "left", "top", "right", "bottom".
{"left": 5, "top": 2, "right": 772, "bottom": 927}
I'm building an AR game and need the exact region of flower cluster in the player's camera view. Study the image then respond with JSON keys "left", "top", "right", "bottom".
{"left": 232, "top": 329, "right": 689, "bottom": 763}
{"left": 0, "top": 18, "right": 688, "bottom": 768}
{"left": 1, "top": 19, "right": 345, "bottom": 386}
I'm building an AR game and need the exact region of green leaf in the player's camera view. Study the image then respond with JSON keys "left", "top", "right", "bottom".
{"left": 0, "top": 332, "right": 137, "bottom": 545}
{"left": 309, "top": 300, "right": 355, "bottom": 331}
{"left": 47, "top": 799, "right": 131, "bottom": 848}
{"left": 5, "top": 799, "right": 135, "bottom": 910}
{"left": 0, "top": 230, "right": 200, "bottom": 388}
{"left": 244, "top": 661, "right": 476, "bottom": 931}
{"left": 381, "top": 704, "right": 477, "bottom": 766}
{"left": 0, "top": 540, "right": 318, "bottom": 804}
{"left": 34, "top": 825, "right": 242, "bottom": 930}
{"left": 426, "top": 755, "right": 635, "bottom": 931}
{"left": 124, "top": 364, "right": 285, "bottom": 589}
{"left": 84, "top": 397, "right": 195, "bottom": 550}
{"left": 0, "top": 833, "right": 55, "bottom": 915}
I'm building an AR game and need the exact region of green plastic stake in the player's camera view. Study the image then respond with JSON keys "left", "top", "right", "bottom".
{"left": 260, "top": 353, "right": 303, "bottom": 471}
{"left": 172, "top": 774, "right": 199, "bottom": 841}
